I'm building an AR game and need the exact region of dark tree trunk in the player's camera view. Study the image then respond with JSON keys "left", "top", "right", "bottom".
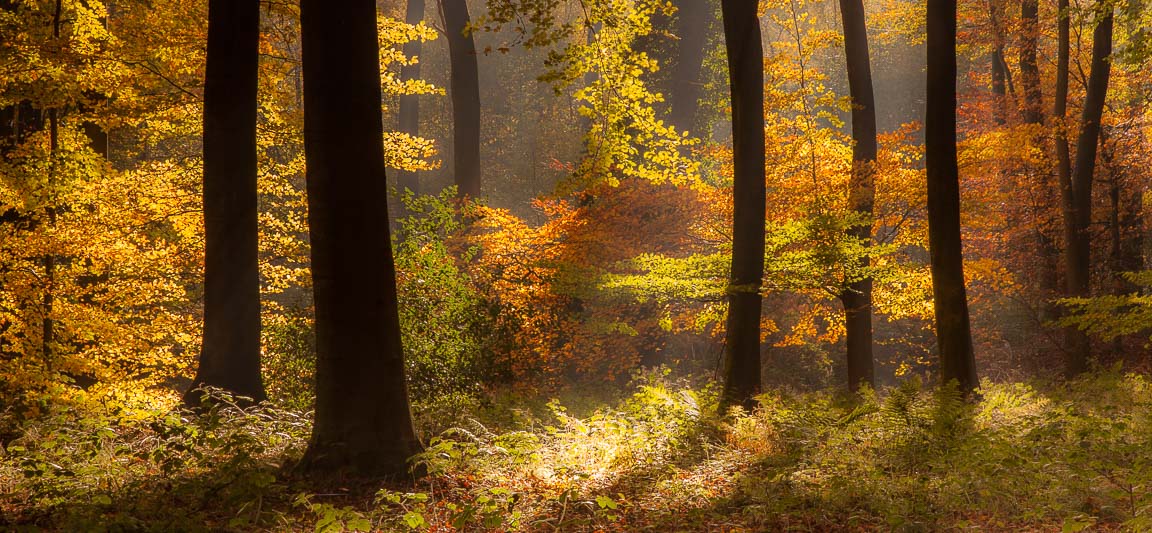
{"left": 1019, "top": 0, "right": 1042, "bottom": 124}
{"left": 41, "top": 0, "right": 62, "bottom": 371}
{"left": 1054, "top": 0, "right": 1074, "bottom": 329}
{"left": 43, "top": 109, "right": 58, "bottom": 367}
{"left": 396, "top": 0, "right": 424, "bottom": 206}
{"left": 299, "top": 0, "right": 423, "bottom": 477}
{"left": 1054, "top": 0, "right": 1071, "bottom": 191}
{"left": 926, "top": 0, "right": 979, "bottom": 395}
{"left": 989, "top": 2, "right": 1008, "bottom": 125}
{"left": 184, "top": 0, "right": 266, "bottom": 405}
{"left": 1019, "top": 0, "right": 1058, "bottom": 321}
{"left": 441, "top": 0, "right": 481, "bottom": 198}
{"left": 837, "top": 0, "right": 876, "bottom": 393}
{"left": 719, "top": 0, "right": 766, "bottom": 411}
{"left": 666, "top": 0, "right": 713, "bottom": 135}
{"left": 1062, "top": 0, "right": 1112, "bottom": 377}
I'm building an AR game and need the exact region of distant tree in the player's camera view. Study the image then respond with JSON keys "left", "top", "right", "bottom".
{"left": 837, "top": 0, "right": 877, "bottom": 393}
{"left": 1053, "top": 0, "right": 1073, "bottom": 326}
{"left": 299, "top": 0, "right": 423, "bottom": 476}
{"left": 719, "top": 0, "right": 766, "bottom": 411}
{"left": 1062, "top": 0, "right": 1114, "bottom": 377}
{"left": 397, "top": 0, "right": 426, "bottom": 206}
{"left": 441, "top": 0, "right": 481, "bottom": 198}
{"left": 1018, "top": 0, "right": 1060, "bottom": 323}
{"left": 637, "top": 0, "right": 714, "bottom": 136}
{"left": 666, "top": 0, "right": 714, "bottom": 135}
{"left": 1018, "top": 0, "right": 1042, "bottom": 125}
{"left": 988, "top": 0, "right": 1009, "bottom": 125}
{"left": 185, "top": 0, "right": 266, "bottom": 405}
{"left": 926, "top": 0, "right": 979, "bottom": 395}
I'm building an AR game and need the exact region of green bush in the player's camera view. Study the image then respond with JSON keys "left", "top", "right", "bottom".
{"left": 394, "top": 190, "right": 507, "bottom": 405}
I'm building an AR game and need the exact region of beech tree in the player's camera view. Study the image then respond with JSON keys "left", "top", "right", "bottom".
{"left": 1019, "top": 0, "right": 1042, "bottom": 125}
{"left": 184, "top": 0, "right": 266, "bottom": 405}
{"left": 666, "top": 0, "right": 714, "bottom": 135}
{"left": 1062, "top": 0, "right": 1114, "bottom": 376}
{"left": 299, "top": 0, "right": 423, "bottom": 476}
{"left": 837, "top": 0, "right": 877, "bottom": 392}
{"left": 926, "top": 0, "right": 978, "bottom": 395}
{"left": 441, "top": 0, "right": 481, "bottom": 198}
{"left": 719, "top": 0, "right": 766, "bottom": 410}
{"left": 397, "top": 0, "right": 426, "bottom": 203}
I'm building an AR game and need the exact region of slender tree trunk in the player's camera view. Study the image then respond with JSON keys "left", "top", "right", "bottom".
{"left": 926, "top": 0, "right": 979, "bottom": 395}
{"left": 41, "top": 0, "right": 62, "bottom": 371}
{"left": 1019, "top": 0, "right": 1058, "bottom": 321}
{"left": 42, "top": 109, "right": 57, "bottom": 369}
{"left": 1062, "top": 0, "right": 1113, "bottom": 377}
{"left": 1103, "top": 129, "right": 1124, "bottom": 356}
{"left": 1054, "top": 0, "right": 1075, "bottom": 332}
{"left": 397, "top": 0, "right": 424, "bottom": 206}
{"left": 299, "top": 0, "right": 423, "bottom": 477}
{"left": 1019, "top": 0, "right": 1042, "bottom": 124}
{"left": 719, "top": 0, "right": 766, "bottom": 411}
{"left": 441, "top": 0, "right": 481, "bottom": 198}
{"left": 837, "top": 0, "right": 876, "bottom": 393}
{"left": 666, "top": 0, "right": 713, "bottom": 135}
{"left": 185, "top": 0, "right": 266, "bottom": 405}
{"left": 989, "top": 1, "right": 1008, "bottom": 125}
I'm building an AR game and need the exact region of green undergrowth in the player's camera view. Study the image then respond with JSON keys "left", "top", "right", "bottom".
{"left": 3, "top": 369, "right": 1152, "bottom": 531}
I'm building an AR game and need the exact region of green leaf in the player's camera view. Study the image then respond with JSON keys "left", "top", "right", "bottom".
{"left": 403, "top": 511, "right": 426, "bottom": 530}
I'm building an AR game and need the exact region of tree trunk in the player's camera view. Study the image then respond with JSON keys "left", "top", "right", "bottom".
{"left": 1019, "top": 0, "right": 1058, "bottom": 322}
{"left": 41, "top": 0, "right": 62, "bottom": 372}
{"left": 666, "top": 0, "right": 713, "bottom": 135}
{"left": 396, "top": 0, "right": 424, "bottom": 206}
{"left": 299, "top": 0, "right": 423, "bottom": 478}
{"left": 837, "top": 0, "right": 877, "bottom": 393}
{"left": 185, "top": 0, "right": 266, "bottom": 405}
{"left": 1054, "top": 0, "right": 1075, "bottom": 330}
{"left": 926, "top": 0, "right": 979, "bottom": 395}
{"left": 719, "top": 0, "right": 766, "bottom": 411}
{"left": 989, "top": 2, "right": 1008, "bottom": 125}
{"left": 441, "top": 0, "right": 481, "bottom": 198}
{"left": 1018, "top": 0, "right": 1042, "bottom": 124}
{"left": 43, "top": 109, "right": 57, "bottom": 369}
{"left": 1062, "top": 0, "right": 1113, "bottom": 377}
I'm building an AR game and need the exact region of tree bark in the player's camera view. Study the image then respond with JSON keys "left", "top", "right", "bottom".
{"left": 926, "top": 0, "right": 979, "bottom": 395}
{"left": 989, "top": 1, "right": 1008, "bottom": 125}
{"left": 837, "top": 0, "right": 876, "bottom": 393}
{"left": 185, "top": 0, "right": 266, "bottom": 405}
{"left": 299, "top": 0, "right": 423, "bottom": 477}
{"left": 1018, "top": 0, "right": 1059, "bottom": 322}
{"left": 719, "top": 0, "right": 766, "bottom": 411}
{"left": 666, "top": 0, "right": 713, "bottom": 135}
{"left": 1062, "top": 0, "right": 1114, "bottom": 377}
{"left": 1018, "top": 0, "right": 1042, "bottom": 124}
{"left": 441, "top": 0, "right": 481, "bottom": 198}
{"left": 396, "top": 0, "right": 424, "bottom": 206}
{"left": 1054, "top": 0, "right": 1074, "bottom": 325}
{"left": 43, "top": 109, "right": 57, "bottom": 369}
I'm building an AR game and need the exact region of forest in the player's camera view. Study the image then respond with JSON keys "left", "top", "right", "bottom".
{"left": 2, "top": 0, "right": 1152, "bottom": 530}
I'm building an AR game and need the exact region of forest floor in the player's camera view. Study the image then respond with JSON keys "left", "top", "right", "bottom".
{"left": 2, "top": 368, "right": 1151, "bottom": 531}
